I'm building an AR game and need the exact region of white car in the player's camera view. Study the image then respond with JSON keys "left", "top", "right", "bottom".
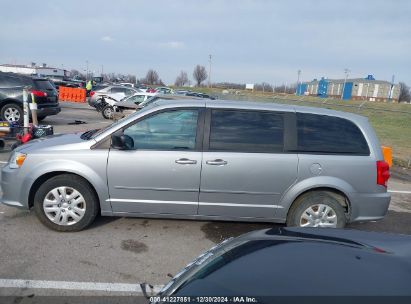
{"left": 88, "top": 85, "right": 142, "bottom": 108}
{"left": 100, "top": 92, "right": 158, "bottom": 119}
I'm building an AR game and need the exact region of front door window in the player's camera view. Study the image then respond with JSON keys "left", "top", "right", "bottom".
{"left": 123, "top": 109, "right": 199, "bottom": 150}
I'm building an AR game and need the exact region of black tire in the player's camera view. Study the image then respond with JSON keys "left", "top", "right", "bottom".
{"left": 1, "top": 103, "right": 23, "bottom": 124}
{"left": 286, "top": 191, "right": 346, "bottom": 228}
{"left": 102, "top": 105, "right": 114, "bottom": 119}
{"left": 33, "top": 174, "right": 99, "bottom": 232}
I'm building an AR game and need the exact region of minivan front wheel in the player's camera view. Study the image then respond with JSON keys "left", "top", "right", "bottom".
{"left": 33, "top": 174, "right": 99, "bottom": 232}
{"left": 286, "top": 191, "right": 346, "bottom": 228}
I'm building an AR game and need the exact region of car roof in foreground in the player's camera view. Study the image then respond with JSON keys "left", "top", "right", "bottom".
{"left": 153, "top": 98, "right": 368, "bottom": 122}
{"left": 169, "top": 227, "right": 411, "bottom": 296}
{"left": 244, "top": 227, "right": 411, "bottom": 252}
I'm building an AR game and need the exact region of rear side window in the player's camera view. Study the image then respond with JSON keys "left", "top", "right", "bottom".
{"left": 0, "top": 76, "right": 23, "bottom": 88}
{"left": 296, "top": 113, "right": 369, "bottom": 155}
{"left": 209, "top": 110, "right": 284, "bottom": 153}
{"left": 34, "top": 80, "right": 55, "bottom": 90}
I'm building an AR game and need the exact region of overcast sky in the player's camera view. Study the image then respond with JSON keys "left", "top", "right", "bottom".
{"left": 1, "top": 0, "right": 410, "bottom": 85}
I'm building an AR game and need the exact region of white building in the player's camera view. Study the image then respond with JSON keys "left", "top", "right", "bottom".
{"left": 0, "top": 63, "right": 70, "bottom": 80}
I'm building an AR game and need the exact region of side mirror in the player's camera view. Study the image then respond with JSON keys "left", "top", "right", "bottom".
{"left": 111, "top": 131, "right": 134, "bottom": 150}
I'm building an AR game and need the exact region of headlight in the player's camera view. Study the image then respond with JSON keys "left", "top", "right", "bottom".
{"left": 9, "top": 152, "right": 27, "bottom": 169}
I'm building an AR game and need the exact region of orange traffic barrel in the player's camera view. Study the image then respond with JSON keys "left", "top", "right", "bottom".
{"left": 382, "top": 146, "right": 393, "bottom": 167}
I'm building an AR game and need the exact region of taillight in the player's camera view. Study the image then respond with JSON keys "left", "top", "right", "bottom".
{"left": 90, "top": 91, "right": 95, "bottom": 97}
{"left": 377, "top": 160, "right": 390, "bottom": 187}
{"left": 30, "top": 90, "right": 47, "bottom": 97}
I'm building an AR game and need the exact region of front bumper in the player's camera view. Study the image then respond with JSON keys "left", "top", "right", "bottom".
{"left": 0, "top": 164, "right": 29, "bottom": 209}
{"left": 349, "top": 191, "right": 391, "bottom": 222}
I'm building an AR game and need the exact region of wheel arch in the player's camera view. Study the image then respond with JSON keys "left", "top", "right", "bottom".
{"left": 278, "top": 176, "right": 354, "bottom": 220}
{"left": 286, "top": 187, "right": 351, "bottom": 219}
{"left": 28, "top": 171, "right": 100, "bottom": 210}
{"left": 0, "top": 99, "right": 23, "bottom": 110}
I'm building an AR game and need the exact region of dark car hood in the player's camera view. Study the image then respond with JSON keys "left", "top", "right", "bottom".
{"left": 259, "top": 227, "right": 411, "bottom": 256}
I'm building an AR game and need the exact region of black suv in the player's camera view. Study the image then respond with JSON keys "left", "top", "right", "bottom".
{"left": 0, "top": 72, "right": 61, "bottom": 123}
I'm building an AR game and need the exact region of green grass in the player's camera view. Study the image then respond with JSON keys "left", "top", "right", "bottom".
{"left": 172, "top": 86, "right": 411, "bottom": 164}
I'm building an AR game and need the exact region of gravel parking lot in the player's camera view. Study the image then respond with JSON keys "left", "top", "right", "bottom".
{"left": 1, "top": 102, "right": 411, "bottom": 297}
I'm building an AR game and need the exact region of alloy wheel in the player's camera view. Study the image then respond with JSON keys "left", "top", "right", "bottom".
{"left": 299, "top": 204, "right": 338, "bottom": 228}
{"left": 4, "top": 107, "right": 21, "bottom": 122}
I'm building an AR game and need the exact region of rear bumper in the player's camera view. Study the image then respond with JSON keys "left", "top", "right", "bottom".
{"left": 37, "top": 105, "right": 61, "bottom": 117}
{"left": 349, "top": 191, "right": 391, "bottom": 222}
{"left": 88, "top": 97, "right": 99, "bottom": 108}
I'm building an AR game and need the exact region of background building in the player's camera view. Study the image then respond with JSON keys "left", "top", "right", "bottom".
{"left": 296, "top": 75, "right": 400, "bottom": 102}
{"left": 0, "top": 63, "right": 70, "bottom": 80}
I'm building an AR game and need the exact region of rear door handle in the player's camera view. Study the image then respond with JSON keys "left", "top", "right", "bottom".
{"left": 206, "top": 159, "right": 228, "bottom": 166}
{"left": 175, "top": 158, "right": 197, "bottom": 165}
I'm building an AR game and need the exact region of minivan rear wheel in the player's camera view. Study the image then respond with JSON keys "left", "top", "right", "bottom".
{"left": 286, "top": 191, "right": 346, "bottom": 228}
{"left": 33, "top": 174, "right": 99, "bottom": 232}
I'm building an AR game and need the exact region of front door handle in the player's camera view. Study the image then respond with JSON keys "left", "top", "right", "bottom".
{"left": 175, "top": 158, "right": 197, "bottom": 165}
{"left": 206, "top": 159, "right": 228, "bottom": 166}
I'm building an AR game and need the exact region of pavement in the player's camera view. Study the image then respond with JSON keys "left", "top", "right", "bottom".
{"left": 0, "top": 102, "right": 410, "bottom": 298}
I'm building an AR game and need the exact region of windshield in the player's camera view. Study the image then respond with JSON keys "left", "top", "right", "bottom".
{"left": 89, "top": 102, "right": 159, "bottom": 139}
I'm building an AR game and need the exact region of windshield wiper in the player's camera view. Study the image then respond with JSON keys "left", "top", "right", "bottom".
{"left": 80, "top": 129, "right": 99, "bottom": 140}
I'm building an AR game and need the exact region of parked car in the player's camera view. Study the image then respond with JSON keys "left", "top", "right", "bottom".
{"left": 185, "top": 92, "right": 216, "bottom": 99}
{"left": 135, "top": 85, "right": 148, "bottom": 92}
{"left": 119, "top": 82, "right": 135, "bottom": 88}
{"left": 119, "top": 92, "right": 157, "bottom": 105}
{"left": 114, "top": 94, "right": 203, "bottom": 118}
{"left": 137, "top": 94, "right": 203, "bottom": 108}
{"left": 100, "top": 92, "right": 157, "bottom": 119}
{"left": 88, "top": 84, "right": 108, "bottom": 92}
{"left": 0, "top": 100, "right": 390, "bottom": 231}
{"left": 155, "top": 87, "right": 174, "bottom": 94}
{"left": 175, "top": 90, "right": 191, "bottom": 95}
{"left": 88, "top": 85, "right": 141, "bottom": 108}
{"left": 52, "top": 80, "right": 81, "bottom": 90}
{"left": 0, "top": 72, "right": 61, "bottom": 123}
{"left": 158, "top": 227, "right": 411, "bottom": 297}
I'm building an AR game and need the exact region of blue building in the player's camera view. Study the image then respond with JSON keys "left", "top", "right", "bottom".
{"left": 296, "top": 75, "right": 399, "bottom": 102}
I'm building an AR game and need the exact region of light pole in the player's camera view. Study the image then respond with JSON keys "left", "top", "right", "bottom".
{"left": 296, "top": 69, "right": 301, "bottom": 95}
{"left": 341, "top": 68, "right": 350, "bottom": 99}
{"left": 86, "top": 60, "right": 89, "bottom": 81}
{"left": 208, "top": 54, "right": 212, "bottom": 88}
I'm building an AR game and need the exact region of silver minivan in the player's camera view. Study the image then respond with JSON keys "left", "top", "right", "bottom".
{"left": 0, "top": 100, "right": 391, "bottom": 231}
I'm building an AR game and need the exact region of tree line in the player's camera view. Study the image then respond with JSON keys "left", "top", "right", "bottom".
{"left": 70, "top": 67, "right": 411, "bottom": 101}
{"left": 69, "top": 64, "right": 209, "bottom": 87}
